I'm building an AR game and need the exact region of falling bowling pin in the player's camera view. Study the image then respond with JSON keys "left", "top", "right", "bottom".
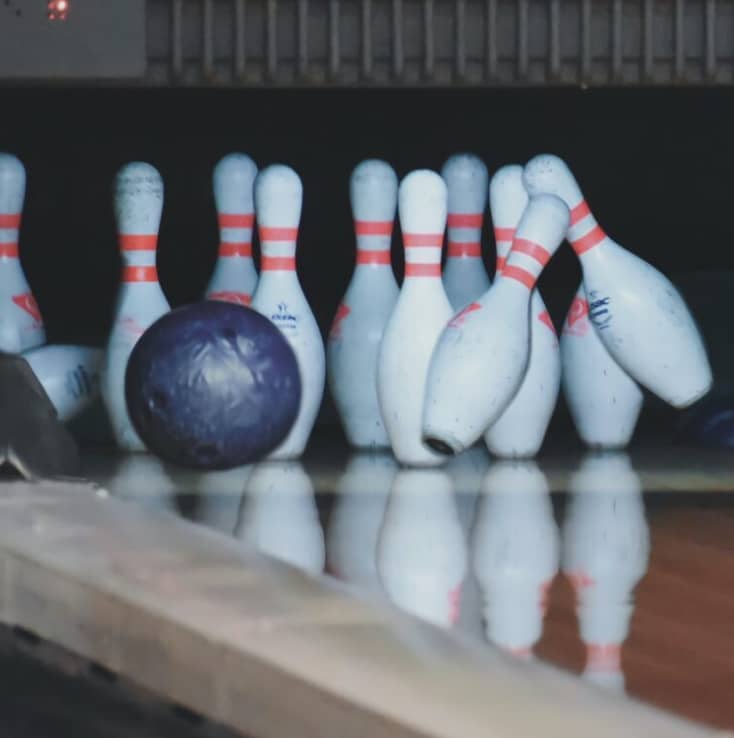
{"left": 327, "top": 160, "right": 399, "bottom": 449}
{"left": 423, "top": 194, "right": 570, "bottom": 456}
{"left": 0, "top": 153, "right": 45, "bottom": 352}
{"left": 251, "top": 165, "right": 325, "bottom": 460}
{"left": 23, "top": 344, "right": 102, "bottom": 422}
{"left": 523, "top": 154, "right": 712, "bottom": 408}
{"left": 484, "top": 165, "right": 561, "bottom": 458}
{"left": 205, "top": 153, "right": 259, "bottom": 306}
{"left": 563, "top": 453, "right": 650, "bottom": 694}
{"left": 441, "top": 153, "right": 491, "bottom": 311}
{"left": 377, "top": 170, "right": 453, "bottom": 467}
{"left": 102, "top": 162, "right": 171, "bottom": 452}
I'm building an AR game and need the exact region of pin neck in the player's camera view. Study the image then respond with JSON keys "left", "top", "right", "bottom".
{"left": 218, "top": 242, "right": 253, "bottom": 258}
{"left": 259, "top": 225, "right": 298, "bottom": 272}
{"left": 446, "top": 213, "right": 482, "bottom": 259}
{"left": 218, "top": 212, "right": 254, "bottom": 258}
{"left": 493, "top": 226, "right": 515, "bottom": 266}
{"left": 0, "top": 214, "right": 21, "bottom": 258}
{"left": 355, "top": 220, "right": 392, "bottom": 262}
{"left": 122, "top": 265, "right": 159, "bottom": 283}
{"left": 568, "top": 199, "right": 607, "bottom": 256}
{"left": 499, "top": 236, "right": 553, "bottom": 292}
{"left": 402, "top": 232, "right": 443, "bottom": 278}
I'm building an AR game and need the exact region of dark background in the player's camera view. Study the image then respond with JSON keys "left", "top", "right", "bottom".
{"left": 2, "top": 86, "right": 733, "bottom": 440}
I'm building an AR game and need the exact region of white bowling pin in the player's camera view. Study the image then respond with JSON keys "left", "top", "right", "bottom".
{"left": 101, "top": 162, "right": 171, "bottom": 452}
{"left": 524, "top": 154, "right": 712, "bottom": 408}
{"left": 327, "top": 160, "right": 399, "bottom": 449}
{"left": 423, "top": 194, "right": 570, "bottom": 456}
{"left": 377, "top": 170, "right": 453, "bottom": 467}
{"left": 103, "top": 455, "right": 178, "bottom": 514}
{"left": 377, "top": 469, "right": 467, "bottom": 627}
{"left": 484, "top": 165, "right": 561, "bottom": 458}
{"left": 22, "top": 344, "right": 102, "bottom": 422}
{"left": 326, "top": 452, "right": 396, "bottom": 592}
{"left": 251, "top": 165, "right": 325, "bottom": 460}
{"left": 441, "top": 153, "right": 491, "bottom": 311}
{"left": 561, "top": 284, "right": 644, "bottom": 449}
{"left": 235, "top": 461, "right": 325, "bottom": 576}
{"left": 563, "top": 452, "right": 650, "bottom": 694}
{"left": 0, "top": 153, "right": 45, "bottom": 352}
{"left": 471, "top": 462, "right": 559, "bottom": 658}
{"left": 205, "top": 153, "right": 259, "bottom": 307}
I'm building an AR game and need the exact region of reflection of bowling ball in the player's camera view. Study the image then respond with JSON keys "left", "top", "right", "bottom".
{"left": 125, "top": 301, "right": 301, "bottom": 470}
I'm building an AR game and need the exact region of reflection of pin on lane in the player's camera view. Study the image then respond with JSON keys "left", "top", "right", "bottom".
{"left": 484, "top": 165, "right": 561, "bottom": 459}
{"left": 377, "top": 170, "right": 453, "bottom": 467}
{"left": 423, "top": 193, "right": 570, "bottom": 456}
{"left": 0, "top": 153, "right": 46, "bottom": 353}
{"left": 471, "top": 461, "right": 559, "bottom": 658}
{"left": 235, "top": 461, "right": 325, "bottom": 576}
{"left": 441, "top": 153, "right": 491, "bottom": 312}
{"left": 101, "top": 162, "right": 171, "bottom": 452}
{"left": 251, "top": 165, "right": 325, "bottom": 461}
{"left": 524, "top": 153, "right": 712, "bottom": 409}
{"left": 327, "top": 160, "right": 399, "bottom": 450}
{"left": 206, "top": 153, "right": 259, "bottom": 307}
{"left": 377, "top": 469, "right": 466, "bottom": 628}
{"left": 563, "top": 452, "right": 650, "bottom": 695}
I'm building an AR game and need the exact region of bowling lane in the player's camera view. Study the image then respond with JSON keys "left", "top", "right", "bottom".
{"left": 80, "top": 442, "right": 734, "bottom": 732}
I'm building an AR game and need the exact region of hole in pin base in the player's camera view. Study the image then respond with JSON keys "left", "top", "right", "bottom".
{"left": 423, "top": 435, "right": 459, "bottom": 457}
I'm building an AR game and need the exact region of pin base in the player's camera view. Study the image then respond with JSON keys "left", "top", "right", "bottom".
{"left": 0, "top": 354, "right": 80, "bottom": 479}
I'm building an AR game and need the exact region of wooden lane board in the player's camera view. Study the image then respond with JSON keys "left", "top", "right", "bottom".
{"left": 0, "top": 478, "right": 716, "bottom": 738}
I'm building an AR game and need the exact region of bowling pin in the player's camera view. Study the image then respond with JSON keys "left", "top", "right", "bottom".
{"left": 377, "top": 469, "right": 467, "bottom": 627}
{"left": 251, "top": 165, "right": 325, "bottom": 460}
{"left": 471, "top": 462, "right": 559, "bottom": 658}
{"left": 423, "top": 194, "right": 570, "bottom": 456}
{"left": 205, "top": 153, "right": 259, "bottom": 307}
{"left": 22, "top": 344, "right": 102, "bottom": 422}
{"left": 377, "top": 170, "right": 453, "bottom": 467}
{"left": 101, "top": 162, "right": 171, "bottom": 452}
{"left": 561, "top": 284, "right": 644, "bottom": 449}
{"left": 235, "top": 461, "right": 325, "bottom": 576}
{"left": 327, "top": 160, "right": 399, "bottom": 449}
{"left": 563, "top": 452, "right": 650, "bottom": 694}
{"left": 0, "top": 153, "right": 45, "bottom": 352}
{"left": 440, "top": 153, "right": 491, "bottom": 311}
{"left": 103, "top": 455, "right": 178, "bottom": 514}
{"left": 484, "top": 165, "right": 561, "bottom": 458}
{"left": 523, "top": 154, "right": 712, "bottom": 408}
{"left": 325, "top": 452, "right": 396, "bottom": 593}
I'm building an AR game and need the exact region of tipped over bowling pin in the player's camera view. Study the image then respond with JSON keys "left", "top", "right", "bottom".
{"left": 205, "top": 153, "right": 259, "bottom": 306}
{"left": 484, "top": 165, "right": 561, "bottom": 458}
{"left": 102, "top": 162, "right": 171, "bottom": 452}
{"left": 251, "top": 165, "right": 325, "bottom": 460}
{"left": 471, "top": 462, "right": 559, "bottom": 658}
{"left": 441, "top": 154, "right": 491, "bottom": 311}
{"left": 23, "top": 344, "right": 102, "bottom": 422}
{"left": 423, "top": 194, "right": 570, "bottom": 456}
{"left": 327, "top": 160, "right": 399, "bottom": 449}
{"left": 377, "top": 170, "right": 454, "bottom": 467}
{"left": 561, "top": 285, "right": 643, "bottom": 449}
{"left": 0, "top": 153, "right": 45, "bottom": 352}
{"left": 563, "top": 453, "right": 650, "bottom": 694}
{"left": 524, "top": 154, "right": 712, "bottom": 408}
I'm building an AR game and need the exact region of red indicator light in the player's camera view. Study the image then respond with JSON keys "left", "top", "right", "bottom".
{"left": 47, "top": 0, "right": 70, "bottom": 21}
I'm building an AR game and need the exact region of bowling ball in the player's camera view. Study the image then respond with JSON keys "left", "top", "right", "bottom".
{"left": 676, "top": 395, "right": 734, "bottom": 448}
{"left": 125, "top": 301, "right": 301, "bottom": 470}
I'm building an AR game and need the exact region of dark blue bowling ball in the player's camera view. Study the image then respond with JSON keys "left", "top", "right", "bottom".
{"left": 125, "top": 301, "right": 301, "bottom": 469}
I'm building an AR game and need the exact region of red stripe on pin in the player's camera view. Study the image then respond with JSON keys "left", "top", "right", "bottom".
{"left": 262, "top": 256, "right": 296, "bottom": 271}
{"left": 218, "top": 213, "right": 254, "bottom": 228}
{"left": 512, "top": 238, "right": 551, "bottom": 266}
{"left": 356, "top": 250, "right": 391, "bottom": 265}
{"left": 447, "top": 241, "right": 481, "bottom": 257}
{"left": 355, "top": 220, "right": 392, "bottom": 236}
{"left": 494, "top": 227, "right": 515, "bottom": 243}
{"left": 208, "top": 291, "right": 251, "bottom": 306}
{"left": 119, "top": 234, "right": 157, "bottom": 251}
{"left": 496, "top": 256, "right": 506, "bottom": 273}
{"left": 405, "top": 263, "right": 441, "bottom": 277}
{"left": 0, "top": 243, "right": 19, "bottom": 257}
{"left": 404, "top": 233, "right": 443, "bottom": 248}
{"left": 260, "top": 227, "right": 298, "bottom": 241}
{"left": 219, "top": 242, "right": 253, "bottom": 257}
{"left": 570, "top": 200, "right": 591, "bottom": 225}
{"left": 571, "top": 225, "right": 606, "bottom": 255}
{"left": 447, "top": 213, "right": 482, "bottom": 228}
{"left": 502, "top": 265, "right": 536, "bottom": 289}
{"left": 0, "top": 214, "right": 21, "bottom": 228}
{"left": 123, "top": 265, "right": 158, "bottom": 282}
